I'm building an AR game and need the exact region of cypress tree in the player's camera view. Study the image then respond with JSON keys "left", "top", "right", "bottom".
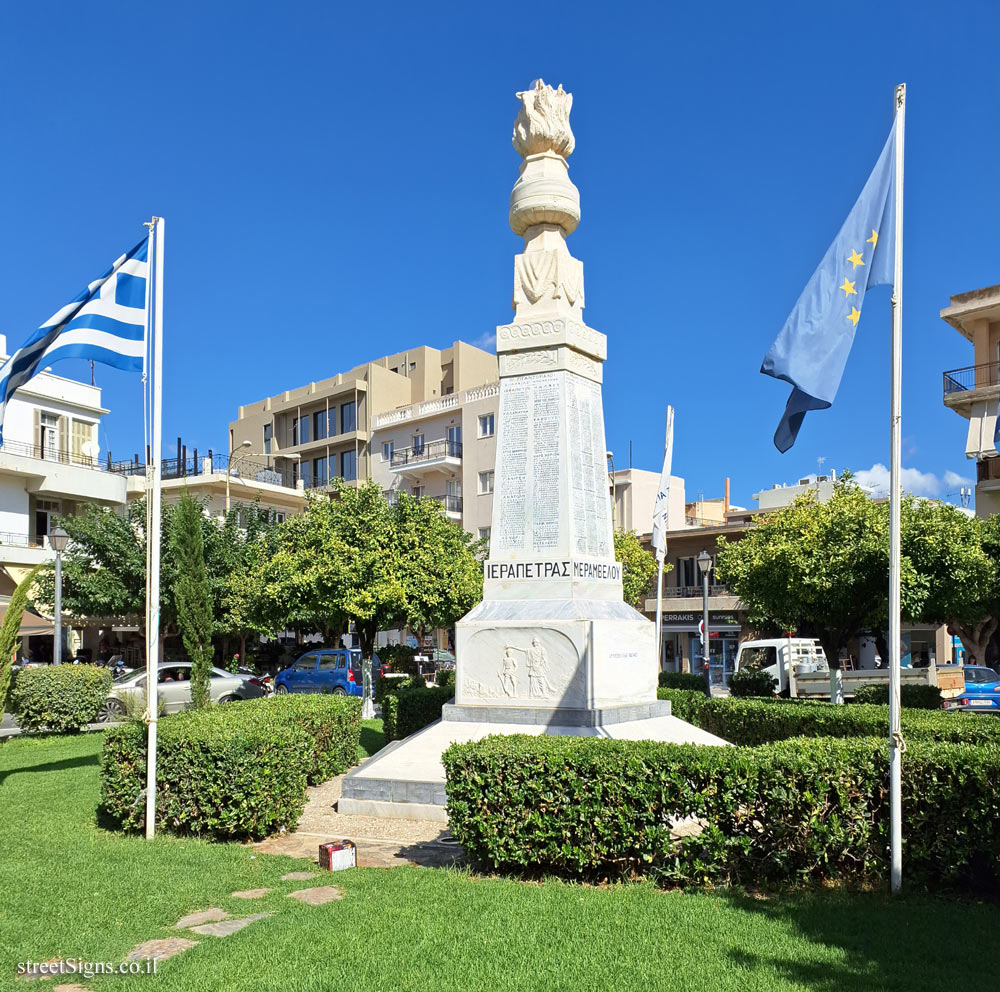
{"left": 171, "top": 495, "right": 214, "bottom": 708}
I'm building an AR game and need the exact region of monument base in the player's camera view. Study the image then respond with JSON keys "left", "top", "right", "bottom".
{"left": 339, "top": 710, "right": 728, "bottom": 822}
{"left": 441, "top": 700, "right": 670, "bottom": 726}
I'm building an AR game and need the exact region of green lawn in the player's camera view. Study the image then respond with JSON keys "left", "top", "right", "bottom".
{"left": 1, "top": 731, "right": 997, "bottom": 992}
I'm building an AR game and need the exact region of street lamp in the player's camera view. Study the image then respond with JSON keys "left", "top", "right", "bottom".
{"left": 50, "top": 526, "right": 70, "bottom": 666}
{"left": 697, "top": 550, "right": 713, "bottom": 697}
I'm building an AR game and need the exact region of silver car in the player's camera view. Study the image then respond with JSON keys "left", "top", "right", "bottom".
{"left": 97, "top": 662, "right": 267, "bottom": 721}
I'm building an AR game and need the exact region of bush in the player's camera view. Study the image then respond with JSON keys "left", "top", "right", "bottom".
{"left": 443, "top": 734, "right": 1000, "bottom": 890}
{"left": 658, "top": 671, "right": 706, "bottom": 691}
{"left": 729, "top": 667, "right": 778, "bottom": 698}
{"left": 853, "top": 683, "right": 942, "bottom": 709}
{"left": 381, "top": 683, "right": 454, "bottom": 741}
{"left": 657, "top": 691, "right": 1000, "bottom": 746}
{"left": 100, "top": 707, "right": 310, "bottom": 839}
{"left": 380, "top": 644, "right": 418, "bottom": 674}
{"left": 435, "top": 668, "right": 456, "bottom": 689}
{"left": 381, "top": 693, "right": 399, "bottom": 742}
{"left": 12, "top": 664, "right": 112, "bottom": 732}
{"left": 240, "top": 694, "right": 361, "bottom": 783}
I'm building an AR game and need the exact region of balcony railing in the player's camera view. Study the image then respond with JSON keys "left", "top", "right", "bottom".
{"left": 943, "top": 361, "right": 1000, "bottom": 395}
{"left": 108, "top": 451, "right": 299, "bottom": 489}
{"left": 435, "top": 494, "right": 463, "bottom": 513}
{"left": 667, "top": 584, "right": 731, "bottom": 598}
{"left": 0, "top": 439, "right": 100, "bottom": 469}
{"left": 373, "top": 382, "right": 499, "bottom": 429}
{"left": 390, "top": 439, "right": 463, "bottom": 468}
{"left": 0, "top": 531, "right": 38, "bottom": 548}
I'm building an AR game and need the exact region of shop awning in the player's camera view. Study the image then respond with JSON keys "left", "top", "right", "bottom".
{"left": 0, "top": 607, "right": 53, "bottom": 637}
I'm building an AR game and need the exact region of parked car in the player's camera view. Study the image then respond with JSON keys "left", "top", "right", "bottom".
{"left": 235, "top": 665, "right": 274, "bottom": 696}
{"left": 274, "top": 649, "right": 382, "bottom": 697}
{"left": 97, "top": 663, "right": 268, "bottom": 721}
{"left": 942, "top": 665, "right": 1000, "bottom": 713}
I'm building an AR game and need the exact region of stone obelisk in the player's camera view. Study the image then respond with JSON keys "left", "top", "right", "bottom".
{"left": 453, "top": 80, "right": 663, "bottom": 724}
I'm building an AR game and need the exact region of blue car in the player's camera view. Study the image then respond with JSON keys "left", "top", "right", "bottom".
{"left": 275, "top": 649, "right": 382, "bottom": 697}
{"left": 943, "top": 665, "right": 1000, "bottom": 713}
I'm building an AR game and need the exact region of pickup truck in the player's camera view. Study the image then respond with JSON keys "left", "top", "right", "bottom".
{"left": 734, "top": 637, "right": 965, "bottom": 701}
{"left": 274, "top": 649, "right": 382, "bottom": 697}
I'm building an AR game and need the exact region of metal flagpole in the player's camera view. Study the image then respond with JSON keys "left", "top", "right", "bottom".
{"left": 145, "top": 217, "right": 165, "bottom": 841}
{"left": 889, "top": 85, "right": 905, "bottom": 893}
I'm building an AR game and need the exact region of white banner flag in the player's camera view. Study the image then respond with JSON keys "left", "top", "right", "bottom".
{"left": 651, "top": 406, "right": 674, "bottom": 561}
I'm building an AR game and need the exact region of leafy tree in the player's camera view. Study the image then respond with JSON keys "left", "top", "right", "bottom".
{"left": 902, "top": 500, "right": 1000, "bottom": 665}
{"left": 170, "top": 495, "right": 214, "bottom": 708}
{"left": 0, "top": 565, "right": 41, "bottom": 713}
{"left": 394, "top": 491, "right": 484, "bottom": 643}
{"left": 716, "top": 479, "right": 925, "bottom": 702}
{"left": 613, "top": 529, "right": 660, "bottom": 609}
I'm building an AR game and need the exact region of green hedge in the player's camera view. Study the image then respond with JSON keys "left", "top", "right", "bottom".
{"left": 12, "top": 664, "right": 112, "bottom": 733}
{"left": 443, "top": 734, "right": 1000, "bottom": 890}
{"left": 657, "top": 689, "right": 1000, "bottom": 746}
{"left": 435, "top": 668, "right": 456, "bottom": 689}
{"left": 101, "top": 708, "right": 310, "bottom": 840}
{"left": 854, "top": 683, "right": 942, "bottom": 709}
{"left": 382, "top": 693, "right": 399, "bottom": 742}
{"left": 381, "top": 683, "right": 454, "bottom": 742}
{"left": 658, "top": 671, "right": 706, "bottom": 691}
{"left": 728, "top": 667, "right": 778, "bottom": 698}
{"left": 239, "top": 694, "right": 361, "bottom": 784}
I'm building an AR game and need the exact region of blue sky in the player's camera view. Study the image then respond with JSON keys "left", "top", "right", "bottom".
{"left": 1, "top": 1, "right": 997, "bottom": 510}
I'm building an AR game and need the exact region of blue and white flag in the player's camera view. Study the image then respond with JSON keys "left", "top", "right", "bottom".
{"left": 761, "top": 120, "right": 897, "bottom": 452}
{"left": 0, "top": 236, "right": 148, "bottom": 443}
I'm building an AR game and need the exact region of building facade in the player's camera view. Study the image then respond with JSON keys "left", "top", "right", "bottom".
{"left": 940, "top": 283, "right": 1000, "bottom": 516}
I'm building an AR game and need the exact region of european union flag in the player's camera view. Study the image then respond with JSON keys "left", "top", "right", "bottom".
{"left": 761, "top": 120, "right": 897, "bottom": 452}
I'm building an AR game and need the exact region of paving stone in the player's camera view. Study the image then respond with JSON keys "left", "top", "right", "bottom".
{"left": 280, "top": 871, "right": 317, "bottom": 881}
{"left": 287, "top": 886, "right": 343, "bottom": 905}
{"left": 125, "top": 937, "right": 197, "bottom": 963}
{"left": 188, "top": 913, "right": 271, "bottom": 937}
{"left": 231, "top": 888, "right": 270, "bottom": 899}
{"left": 54, "top": 985, "right": 90, "bottom": 992}
{"left": 174, "top": 907, "right": 229, "bottom": 929}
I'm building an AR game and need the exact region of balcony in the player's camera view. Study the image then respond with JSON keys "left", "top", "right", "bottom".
{"left": 643, "top": 583, "right": 739, "bottom": 615}
{"left": 668, "top": 584, "right": 731, "bottom": 598}
{"left": 943, "top": 361, "right": 1000, "bottom": 413}
{"left": 373, "top": 382, "right": 499, "bottom": 430}
{"left": 0, "top": 440, "right": 125, "bottom": 505}
{"left": 389, "top": 439, "right": 463, "bottom": 477}
{"left": 433, "top": 493, "right": 463, "bottom": 520}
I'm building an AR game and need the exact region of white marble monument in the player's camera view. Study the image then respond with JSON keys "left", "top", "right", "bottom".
{"left": 339, "top": 81, "right": 724, "bottom": 821}
{"left": 451, "top": 79, "right": 662, "bottom": 725}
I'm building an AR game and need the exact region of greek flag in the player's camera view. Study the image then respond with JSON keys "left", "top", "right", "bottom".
{"left": 0, "top": 236, "right": 148, "bottom": 443}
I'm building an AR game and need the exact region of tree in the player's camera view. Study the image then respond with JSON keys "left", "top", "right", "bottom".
{"left": 171, "top": 495, "right": 215, "bottom": 707}
{"left": 902, "top": 500, "right": 1000, "bottom": 665}
{"left": 394, "top": 491, "right": 484, "bottom": 642}
{"left": 613, "top": 529, "right": 660, "bottom": 609}
{"left": 0, "top": 565, "right": 41, "bottom": 713}
{"left": 716, "top": 479, "right": 924, "bottom": 702}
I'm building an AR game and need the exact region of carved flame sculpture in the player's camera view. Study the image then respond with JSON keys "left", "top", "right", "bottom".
{"left": 513, "top": 79, "right": 575, "bottom": 159}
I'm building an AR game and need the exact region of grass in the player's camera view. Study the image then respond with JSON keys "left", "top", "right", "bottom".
{"left": 1, "top": 731, "right": 998, "bottom": 992}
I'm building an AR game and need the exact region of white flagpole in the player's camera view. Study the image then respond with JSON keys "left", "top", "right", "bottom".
{"left": 654, "top": 406, "right": 674, "bottom": 667}
{"left": 889, "top": 85, "right": 905, "bottom": 893}
{"left": 145, "top": 216, "right": 165, "bottom": 841}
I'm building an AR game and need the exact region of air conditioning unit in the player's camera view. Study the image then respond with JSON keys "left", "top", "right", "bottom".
{"left": 798, "top": 477, "right": 811, "bottom": 485}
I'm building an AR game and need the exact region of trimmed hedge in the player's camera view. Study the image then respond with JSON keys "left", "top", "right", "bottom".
{"left": 728, "top": 667, "right": 778, "bottom": 698}
{"left": 658, "top": 671, "right": 706, "bottom": 691}
{"left": 239, "top": 694, "right": 361, "bottom": 784}
{"left": 381, "top": 683, "right": 454, "bottom": 742}
{"left": 435, "top": 668, "right": 456, "bottom": 689}
{"left": 101, "top": 708, "right": 310, "bottom": 839}
{"left": 443, "top": 734, "right": 1000, "bottom": 890}
{"left": 658, "top": 689, "right": 1000, "bottom": 745}
{"left": 854, "top": 683, "right": 942, "bottom": 709}
{"left": 12, "top": 664, "right": 112, "bottom": 732}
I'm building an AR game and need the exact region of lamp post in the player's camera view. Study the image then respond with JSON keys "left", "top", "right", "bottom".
{"left": 697, "top": 550, "right": 712, "bottom": 697}
{"left": 50, "top": 526, "right": 70, "bottom": 665}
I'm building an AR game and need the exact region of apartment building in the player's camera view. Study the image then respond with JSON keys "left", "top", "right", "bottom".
{"left": 941, "top": 283, "right": 1000, "bottom": 516}
{"left": 0, "top": 334, "right": 127, "bottom": 660}
{"left": 230, "top": 342, "right": 498, "bottom": 498}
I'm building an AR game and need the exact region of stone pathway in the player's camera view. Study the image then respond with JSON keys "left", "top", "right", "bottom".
{"left": 187, "top": 913, "right": 271, "bottom": 937}
{"left": 287, "top": 885, "right": 342, "bottom": 905}
{"left": 255, "top": 773, "right": 463, "bottom": 869}
{"left": 231, "top": 888, "right": 270, "bottom": 899}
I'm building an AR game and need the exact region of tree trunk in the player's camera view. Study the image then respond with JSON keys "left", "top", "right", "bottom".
{"left": 817, "top": 634, "right": 845, "bottom": 705}
{"left": 357, "top": 620, "right": 376, "bottom": 662}
{"left": 951, "top": 616, "right": 998, "bottom": 667}
{"left": 239, "top": 633, "right": 247, "bottom": 665}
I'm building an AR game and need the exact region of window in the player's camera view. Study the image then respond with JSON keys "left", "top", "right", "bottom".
{"left": 313, "top": 410, "right": 327, "bottom": 441}
{"left": 274, "top": 512, "right": 286, "bottom": 524}
{"left": 412, "top": 433, "right": 425, "bottom": 455}
{"left": 296, "top": 414, "right": 310, "bottom": 445}
{"left": 479, "top": 526, "right": 491, "bottom": 540}
{"left": 328, "top": 408, "right": 338, "bottom": 437}
{"left": 341, "top": 449, "right": 357, "bottom": 482}
{"left": 263, "top": 423, "right": 272, "bottom": 454}
{"left": 739, "top": 646, "right": 777, "bottom": 672}
{"left": 71, "top": 419, "right": 97, "bottom": 465}
{"left": 478, "top": 470, "right": 494, "bottom": 494}
{"left": 409, "top": 362, "right": 416, "bottom": 371}
{"left": 294, "top": 653, "right": 318, "bottom": 671}
{"left": 39, "top": 412, "right": 61, "bottom": 461}
{"left": 341, "top": 401, "right": 356, "bottom": 433}
{"left": 318, "top": 653, "right": 339, "bottom": 670}
{"left": 34, "top": 498, "right": 60, "bottom": 545}
{"left": 478, "top": 413, "right": 495, "bottom": 438}
{"left": 300, "top": 460, "right": 312, "bottom": 488}
{"left": 412, "top": 485, "right": 424, "bottom": 498}
{"left": 382, "top": 441, "right": 394, "bottom": 461}
{"left": 313, "top": 456, "right": 328, "bottom": 487}
{"left": 447, "top": 424, "right": 462, "bottom": 455}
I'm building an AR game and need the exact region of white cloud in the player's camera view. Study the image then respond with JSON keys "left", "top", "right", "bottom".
{"left": 470, "top": 330, "right": 496, "bottom": 353}
{"left": 852, "top": 463, "right": 973, "bottom": 499}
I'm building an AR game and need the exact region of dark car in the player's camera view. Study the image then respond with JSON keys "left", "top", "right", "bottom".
{"left": 274, "top": 649, "right": 382, "bottom": 697}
